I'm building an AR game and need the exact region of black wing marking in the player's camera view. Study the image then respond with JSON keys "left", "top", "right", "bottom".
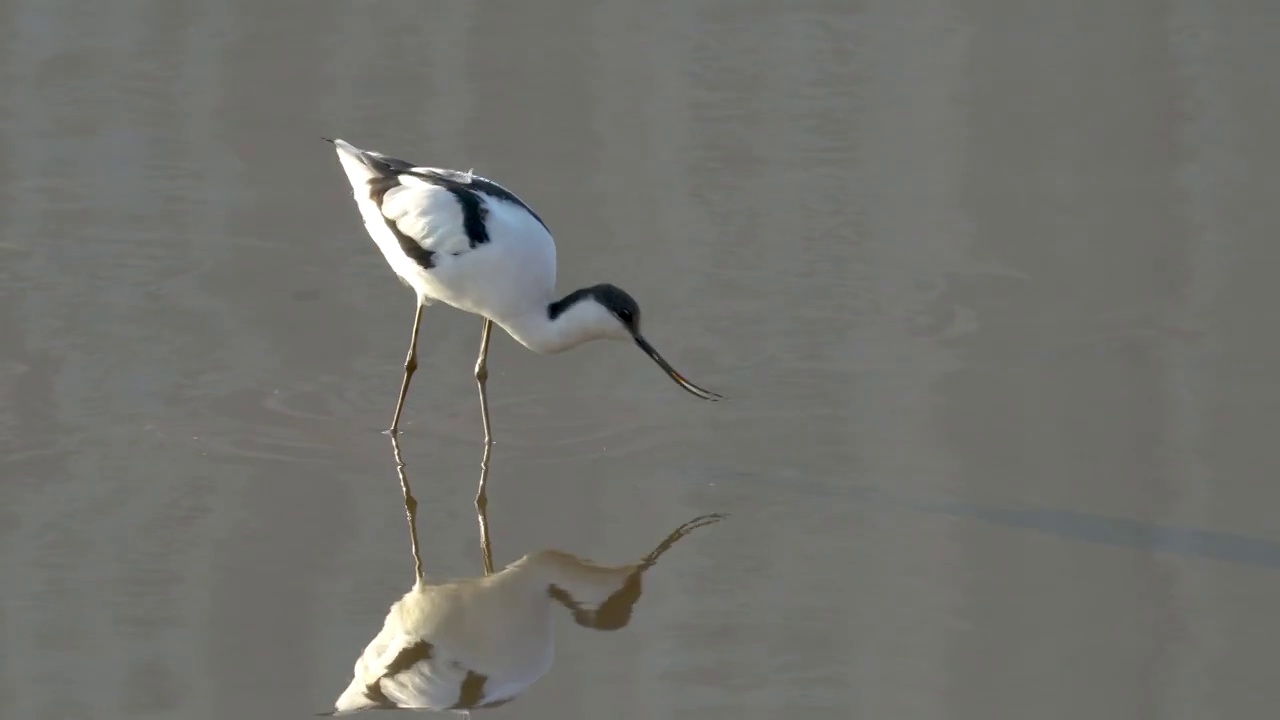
{"left": 405, "top": 168, "right": 550, "bottom": 237}
{"left": 381, "top": 640, "right": 434, "bottom": 677}
{"left": 337, "top": 640, "right": 436, "bottom": 714}
{"left": 409, "top": 172, "right": 492, "bottom": 249}
{"left": 448, "top": 669, "right": 490, "bottom": 710}
{"left": 349, "top": 144, "right": 549, "bottom": 260}
{"left": 360, "top": 680, "right": 397, "bottom": 711}
{"left": 365, "top": 172, "right": 437, "bottom": 270}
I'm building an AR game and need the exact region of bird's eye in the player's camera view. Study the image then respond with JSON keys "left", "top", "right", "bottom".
{"left": 616, "top": 309, "right": 634, "bottom": 324}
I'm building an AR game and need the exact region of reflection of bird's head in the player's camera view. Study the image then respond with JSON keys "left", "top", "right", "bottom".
{"left": 524, "top": 514, "right": 727, "bottom": 632}
{"left": 519, "top": 549, "right": 645, "bottom": 631}
{"left": 548, "top": 571, "right": 644, "bottom": 631}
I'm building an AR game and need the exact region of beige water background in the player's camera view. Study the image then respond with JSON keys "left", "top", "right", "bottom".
{"left": 2, "top": 1, "right": 1279, "bottom": 718}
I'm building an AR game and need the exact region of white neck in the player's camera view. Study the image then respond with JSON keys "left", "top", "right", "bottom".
{"left": 497, "top": 301, "right": 624, "bottom": 354}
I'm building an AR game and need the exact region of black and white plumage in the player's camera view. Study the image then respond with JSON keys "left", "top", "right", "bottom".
{"left": 323, "top": 137, "right": 722, "bottom": 439}
{"left": 322, "top": 513, "right": 725, "bottom": 716}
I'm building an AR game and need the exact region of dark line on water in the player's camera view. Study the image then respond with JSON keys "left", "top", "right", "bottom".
{"left": 915, "top": 497, "right": 1280, "bottom": 569}
{"left": 715, "top": 470, "right": 1280, "bottom": 570}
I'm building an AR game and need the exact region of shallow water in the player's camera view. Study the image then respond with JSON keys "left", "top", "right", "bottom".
{"left": 2, "top": 1, "right": 1279, "bottom": 718}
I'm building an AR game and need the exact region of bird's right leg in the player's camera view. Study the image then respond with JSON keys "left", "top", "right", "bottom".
{"left": 389, "top": 303, "right": 424, "bottom": 435}
{"left": 474, "top": 318, "right": 495, "bottom": 575}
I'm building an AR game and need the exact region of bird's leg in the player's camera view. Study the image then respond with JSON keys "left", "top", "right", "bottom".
{"left": 388, "top": 303, "right": 424, "bottom": 435}
{"left": 389, "top": 430, "right": 424, "bottom": 582}
{"left": 474, "top": 318, "right": 495, "bottom": 575}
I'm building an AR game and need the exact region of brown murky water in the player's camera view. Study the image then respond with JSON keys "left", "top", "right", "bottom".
{"left": 2, "top": 2, "right": 1279, "bottom": 718}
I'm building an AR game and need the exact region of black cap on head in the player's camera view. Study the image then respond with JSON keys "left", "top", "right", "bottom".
{"left": 547, "top": 282, "right": 640, "bottom": 334}
{"left": 587, "top": 283, "right": 640, "bottom": 334}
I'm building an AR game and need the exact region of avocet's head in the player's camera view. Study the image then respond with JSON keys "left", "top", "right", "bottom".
{"left": 549, "top": 283, "right": 722, "bottom": 401}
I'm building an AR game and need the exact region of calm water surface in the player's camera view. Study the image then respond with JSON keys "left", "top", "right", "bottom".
{"left": 2, "top": 2, "right": 1278, "bottom": 718}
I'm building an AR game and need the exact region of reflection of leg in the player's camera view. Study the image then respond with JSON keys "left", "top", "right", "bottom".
{"left": 390, "top": 431, "right": 423, "bottom": 582}
{"left": 476, "top": 500, "right": 493, "bottom": 577}
{"left": 474, "top": 319, "right": 495, "bottom": 575}
{"left": 389, "top": 303, "right": 425, "bottom": 434}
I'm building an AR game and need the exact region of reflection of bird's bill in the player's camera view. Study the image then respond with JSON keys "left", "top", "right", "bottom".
{"left": 633, "top": 334, "right": 723, "bottom": 401}
{"left": 639, "top": 513, "right": 727, "bottom": 569}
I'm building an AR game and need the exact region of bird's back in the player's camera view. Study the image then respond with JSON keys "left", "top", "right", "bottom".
{"left": 327, "top": 138, "right": 558, "bottom": 319}
{"left": 383, "top": 173, "right": 558, "bottom": 321}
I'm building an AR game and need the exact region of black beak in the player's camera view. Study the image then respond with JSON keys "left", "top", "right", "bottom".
{"left": 633, "top": 335, "right": 723, "bottom": 401}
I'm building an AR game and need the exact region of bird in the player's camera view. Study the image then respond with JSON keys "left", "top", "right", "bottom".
{"left": 321, "top": 512, "right": 725, "bottom": 716}
{"left": 321, "top": 137, "right": 723, "bottom": 448}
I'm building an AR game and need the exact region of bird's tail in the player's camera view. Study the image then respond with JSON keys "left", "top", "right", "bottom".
{"left": 324, "top": 137, "right": 384, "bottom": 187}
{"left": 322, "top": 137, "right": 413, "bottom": 184}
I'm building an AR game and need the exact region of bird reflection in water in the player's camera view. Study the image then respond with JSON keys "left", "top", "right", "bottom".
{"left": 321, "top": 432, "right": 724, "bottom": 716}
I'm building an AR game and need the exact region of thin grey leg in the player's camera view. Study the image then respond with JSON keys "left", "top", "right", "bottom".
{"left": 474, "top": 318, "right": 495, "bottom": 575}
{"left": 388, "top": 303, "right": 424, "bottom": 435}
